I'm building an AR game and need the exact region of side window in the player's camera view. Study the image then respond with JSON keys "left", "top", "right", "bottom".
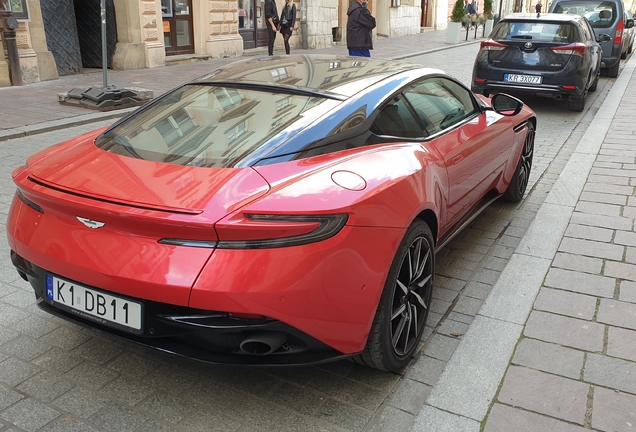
{"left": 370, "top": 96, "right": 426, "bottom": 138}
{"left": 403, "top": 77, "right": 477, "bottom": 136}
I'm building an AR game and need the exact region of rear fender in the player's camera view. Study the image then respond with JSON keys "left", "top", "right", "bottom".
{"left": 251, "top": 143, "right": 446, "bottom": 232}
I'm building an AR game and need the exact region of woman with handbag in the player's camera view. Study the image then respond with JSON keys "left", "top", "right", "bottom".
{"left": 279, "top": 0, "right": 297, "bottom": 55}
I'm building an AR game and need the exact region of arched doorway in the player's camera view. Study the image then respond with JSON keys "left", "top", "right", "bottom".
{"left": 40, "top": 0, "right": 117, "bottom": 76}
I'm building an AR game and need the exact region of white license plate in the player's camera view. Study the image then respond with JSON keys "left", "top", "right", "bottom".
{"left": 504, "top": 74, "right": 542, "bottom": 84}
{"left": 46, "top": 274, "right": 142, "bottom": 333}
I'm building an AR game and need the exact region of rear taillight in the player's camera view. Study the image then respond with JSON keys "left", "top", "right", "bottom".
{"left": 614, "top": 19, "right": 624, "bottom": 45}
{"left": 550, "top": 42, "right": 587, "bottom": 57}
{"left": 480, "top": 38, "right": 507, "bottom": 51}
{"left": 158, "top": 214, "right": 348, "bottom": 249}
{"left": 16, "top": 189, "right": 44, "bottom": 214}
{"left": 214, "top": 213, "right": 349, "bottom": 249}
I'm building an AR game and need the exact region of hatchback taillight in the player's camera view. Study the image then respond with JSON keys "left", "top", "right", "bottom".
{"left": 480, "top": 38, "right": 507, "bottom": 51}
{"left": 550, "top": 42, "right": 587, "bottom": 57}
{"left": 614, "top": 19, "right": 624, "bottom": 45}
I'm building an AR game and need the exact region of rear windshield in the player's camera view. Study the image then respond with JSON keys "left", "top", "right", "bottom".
{"left": 95, "top": 85, "right": 339, "bottom": 168}
{"left": 491, "top": 21, "right": 580, "bottom": 43}
{"left": 552, "top": 0, "right": 618, "bottom": 28}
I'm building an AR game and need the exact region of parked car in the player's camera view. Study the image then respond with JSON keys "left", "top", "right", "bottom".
{"left": 622, "top": 11, "right": 635, "bottom": 58}
{"left": 471, "top": 13, "right": 605, "bottom": 111}
{"left": 550, "top": 0, "right": 634, "bottom": 77}
{"left": 7, "top": 55, "right": 536, "bottom": 372}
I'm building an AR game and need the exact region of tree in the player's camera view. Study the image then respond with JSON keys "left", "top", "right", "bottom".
{"left": 484, "top": 0, "right": 494, "bottom": 18}
{"left": 451, "top": 0, "right": 467, "bottom": 22}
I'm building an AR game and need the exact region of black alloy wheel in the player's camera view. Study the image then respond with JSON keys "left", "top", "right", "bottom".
{"left": 390, "top": 233, "right": 433, "bottom": 357}
{"left": 353, "top": 220, "right": 434, "bottom": 372}
{"left": 503, "top": 122, "right": 534, "bottom": 202}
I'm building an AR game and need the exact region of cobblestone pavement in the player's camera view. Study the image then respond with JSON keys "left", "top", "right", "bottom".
{"left": 0, "top": 30, "right": 634, "bottom": 432}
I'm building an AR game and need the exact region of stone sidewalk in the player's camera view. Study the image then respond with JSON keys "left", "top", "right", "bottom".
{"left": 0, "top": 27, "right": 485, "bottom": 141}
{"left": 411, "top": 47, "right": 636, "bottom": 431}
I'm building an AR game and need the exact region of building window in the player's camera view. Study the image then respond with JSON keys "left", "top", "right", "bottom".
{"left": 342, "top": 72, "right": 351, "bottom": 79}
{"left": 8, "top": 0, "right": 28, "bottom": 19}
{"left": 214, "top": 88, "right": 243, "bottom": 111}
{"left": 228, "top": 120, "right": 248, "bottom": 145}
{"left": 329, "top": 62, "right": 341, "bottom": 69}
{"left": 271, "top": 118, "right": 285, "bottom": 129}
{"left": 276, "top": 97, "right": 291, "bottom": 111}
{"left": 270, "top": 67, "right": 290, "bottom": 81}
{"left": 322, "top": 76, "right": 333, "bottom": 84}
{"left": 161, "top": 0, "right": 173, "bottom": 17}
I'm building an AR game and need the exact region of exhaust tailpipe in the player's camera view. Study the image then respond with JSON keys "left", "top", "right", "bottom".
{"left": 239, "top": 332, "right": 287, "bottom": 355}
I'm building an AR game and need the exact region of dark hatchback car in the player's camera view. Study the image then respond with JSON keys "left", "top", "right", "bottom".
{"left": 471, "top": 13, "right": 606, "bottom": 111}
{"left": 550, "top": 0, "right": 634, "bottom": 77}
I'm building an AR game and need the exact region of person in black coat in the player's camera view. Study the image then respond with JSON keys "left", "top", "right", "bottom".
{"left": 279, "top": 0, "right": 297, "bottom": 55}
{"left": 346, "top": 0, "right": 376, "bottom": 57}
{"left": 264, "top": 0, "right": 280, "bottom": 55}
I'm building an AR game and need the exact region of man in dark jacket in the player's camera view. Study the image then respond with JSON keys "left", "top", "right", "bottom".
{"left": 264, "top": 0, "right": 280, "bottom": 55}
{"left": 347, "top": 0, "right": 376, "bottom": 57}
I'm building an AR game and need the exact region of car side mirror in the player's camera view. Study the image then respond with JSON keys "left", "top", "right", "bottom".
{"left": 626, "top": 18, "right": 635, "bottom": 29}
{"left": 491, "top": 93, "right": 524, "bottom": 116}
{"left": 598, "top": 33, "right": 611, "bottom": 42}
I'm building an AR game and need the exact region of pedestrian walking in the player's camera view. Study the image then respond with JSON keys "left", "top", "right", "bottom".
{"left": 264, "top": 0, "right": 280, "bottom": 55}
{"left": 280, "top": 0, "right": 297, "bottom": 55}
{"left": 346, "top": 0, "right": 376, "bottom": 57}
{"left": 535, "top": 0, "right": 542, "bottom": 13}
{"left": 467, "top": 0, "right": 478, "bottom": 28}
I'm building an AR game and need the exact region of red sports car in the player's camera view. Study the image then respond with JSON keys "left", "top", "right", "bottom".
{"left": 7, "top": 55, "right": 535, "bottom": 372}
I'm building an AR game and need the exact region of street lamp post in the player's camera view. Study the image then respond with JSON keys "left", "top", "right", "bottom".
{"left": 101, "top": 0, "right": 108, "bottom": 88}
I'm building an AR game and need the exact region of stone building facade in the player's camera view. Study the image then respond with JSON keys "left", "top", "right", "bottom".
{"left": 1, "top": 0, "right": 436, "bottom": 87}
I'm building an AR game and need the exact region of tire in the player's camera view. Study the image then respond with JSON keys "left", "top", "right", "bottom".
{"left": 607, "top": 60, "right": 620, "bottom": 78}
{"left": 352, "top": 220, "right": 434, "bottom": 372}
{"left": 502, "top": 122, "right": 534, "bottom": 203}
{"left": 621, "top": 49, "right": 627, "bottom": 59}
{"left": 589, "top": 76, "right": 598, "bottom": 92}
{"left": 568, "top": 95, "right": 585, "bottom": 112}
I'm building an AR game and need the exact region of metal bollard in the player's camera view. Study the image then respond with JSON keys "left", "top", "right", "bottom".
{"left": 0, "top": 10, "right": 22, "bottom": 86}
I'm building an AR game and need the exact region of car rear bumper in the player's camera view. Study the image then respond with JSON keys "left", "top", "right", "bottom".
{"left": 472, "top": 53, "right": 589, "bottom": 98}
{"left": 472, "top": 67, "right": 588, "bottom": 98}
{"left": 12, "top": 250, "right": 347, "bottom": 366}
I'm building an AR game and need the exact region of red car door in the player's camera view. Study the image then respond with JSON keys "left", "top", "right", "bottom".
{"left": 404, "top": 77, "right": 513, "bottom": 233}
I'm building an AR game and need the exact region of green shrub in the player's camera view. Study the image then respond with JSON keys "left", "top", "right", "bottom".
{"left": 484, "top": 0, "right": 493, "bottom": 18}
{"left": 451, "top": 0, "right": 467, "bottom": 22}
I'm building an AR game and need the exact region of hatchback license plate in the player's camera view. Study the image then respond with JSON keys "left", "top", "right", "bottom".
{"left": 505, "top": 74, "right": 542, "bottom": 84}
{"left": 46, "top": 274, "right": 142, "bottom": 333}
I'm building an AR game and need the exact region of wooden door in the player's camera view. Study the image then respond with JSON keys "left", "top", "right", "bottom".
{"left": 238, "top": 0, "right": 273, "bottom": 49}
{"left": 162, "top": 0, "right": 195, "bottom": 55}
{"left": 421, "top": 0, "right": 429, "bottom": 27}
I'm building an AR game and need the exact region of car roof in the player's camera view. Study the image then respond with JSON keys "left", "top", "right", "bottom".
{"left": 191, "top": 55, "right": 433, "bottom": 99}
{"left": 502, "top": 12, "right": 586, "bottom": 23}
